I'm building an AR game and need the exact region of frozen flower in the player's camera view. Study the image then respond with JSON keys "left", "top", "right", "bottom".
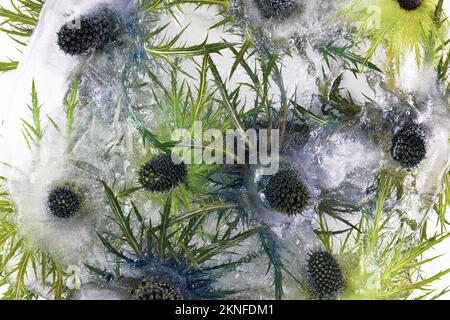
{"left": 343, "top": 0, "right": 447, "bottom": 68}
{"left": 57, "top": 7, "right": 120, "bottom": 55}
{"left": 306, "top": 250, "right": 345, "bottom": 300}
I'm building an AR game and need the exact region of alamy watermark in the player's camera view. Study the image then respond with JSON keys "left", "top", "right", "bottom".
{"left": 171, "top": 121, "right": 280, "bottom": 176}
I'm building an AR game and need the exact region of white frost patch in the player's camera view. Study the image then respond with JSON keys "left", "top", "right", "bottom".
{"left": 0, "top": 0, "right": 139, "bottom": 275}
{"left": 396, "top": 53, "right": 439, "bottom": 95}
{"left": 238, "top": 0, "right": 343, "bottom": 41}
{"left": 297, "top": 125, "right": 386, "bottom": 202}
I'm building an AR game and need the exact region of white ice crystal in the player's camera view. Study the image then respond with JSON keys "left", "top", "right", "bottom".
{"left": 236, "top": 0, "right": 344, "bottom": 41}
{"left": 295, "top": 124, "right": 387, "bottom": 204}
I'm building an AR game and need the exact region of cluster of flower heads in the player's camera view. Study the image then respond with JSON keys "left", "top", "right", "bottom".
{"left": 0, "top": 0, "right": 448, "bottom": 302}
{"left": 51, "top": 1, "right": 437, "bottom": 225}
{"left": 54, "top": 6, "right": 192, "bottom": 221}
{"left": 229, "top": 0, "right": 446, "bottom": 301}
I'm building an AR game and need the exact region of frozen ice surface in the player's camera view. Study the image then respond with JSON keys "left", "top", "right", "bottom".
{"left": 235, "top": 0, "right": 344, "bottom": 41}
{"left": 155, "top": 2, "right": 346, "bottom": 113}
{"left": 213, "top": 224, "right": 320, "bottom": 299}
{"left": 294, "top": 123, "right": 387, "bottom": 204}
{"left": 395, "top": 97, "right": 450, "bottom": 221}
{"left": 155, "top": 5, "right": 258, "bottom": 109}
{"left": 364, "top": 65, "right": 450, "bottom": 221}
{"left": 0, "top": 0, "right": 152, "bottom": 278}
{"left": 75, "top": 288, "right": 126, "bottom": 300}
{"left": 0, "top": 0, "right": 448, "bottom": 300}
{"left": 124, "top": 0, "right": 449, "bottom": 299}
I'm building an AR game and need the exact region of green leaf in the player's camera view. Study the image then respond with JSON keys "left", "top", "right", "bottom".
{"left": 129, "top": 113, "right": 177, "bottom": 152}
{"left": 96, "top": 232, "right": 131, "bottom": 262}
{"left": 230, "top": 38, "right": 252, "bottom": 79}
{"left": 207, "top": 53, "right": 247, "bottom": 142}
{"left": 65, "top": 77, "right": 79, "bottom": 137}
{"left": 0, "top": 60, "right": 18, "bottom": 73}
{"left": 20, "top": 80, "right": 44, "bottom": 146}
{"left": 101, "top": 182, "right": 142, "bottom": 258}
{"left": 320, "top": 43, "right": 382, "bottom": 74}
{"left": 158, "top": 192, "right": 173, "bottom": 260}
{"left": 194, "top": 226, "right": 266, "bottom": 264}
{"left": 259, "top": 230, "right": 284, "bottom": 300}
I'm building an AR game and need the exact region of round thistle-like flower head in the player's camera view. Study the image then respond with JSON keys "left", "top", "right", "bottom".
{"left": 57, "top": 8, "right": 118, "bottom": 55}
{"left": 254, "top": 0, "right": 296, "bottom": 19}
{"left": 391, "top": 123, "right": 427, "bottom": 169}
{"left": 47, "top": 186, "right": 82, "bottom": 219}
{"left": 131, "top": 279, "right": 183, "bottom": 300}
{"left": 306, "top": 251, "right": 345, "bottom": 300}
{"left": 397, "top": 0, "right": 422, "bottom": 10}
{"left": 344, "top": 0, "right": 443, "bottom": 68}
{"left": 138, "top": 154, "right": 187, "bottom": 192}
{"left": 264, "top": 167, "right": 309, "bottom": 215}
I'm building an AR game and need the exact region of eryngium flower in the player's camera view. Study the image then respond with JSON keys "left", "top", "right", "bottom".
{"left": 254, "top": 0, "right": 296, "bottom": 19}
{"left": 48, "top": 186, "right": 81, "bottom": 218}
{"left": 138, "top": 154, "right": 187, "bottom": 192}
{"left": 391, "top": 124, "right": 427, "bottom": 169}
{"left": 264, "top": 168, "right": 309, "bottom": 215}
{"left": 131, "top": 279, "right": 183, "bottom": 300}
{"left": 57, "top": 8, "right": 118, "bottom": 55}
{"left": 343, "top": 0, "right": 443, "bottom": 68}
{"left": 307, "top": 251, "right": 345, "bottom": 300}
{"left": 397, "top": 0, "right": 422, "bottom": 10}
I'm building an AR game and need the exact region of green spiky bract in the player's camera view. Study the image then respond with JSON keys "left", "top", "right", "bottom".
{"left": 0, "top": 184, "right": 66, "bottom": 300}
{"left": 88, "top": 182, "right": 264, "bottom": 300}
{"left": 315, "top": 173, "right": 450, "bottom": 300}
{"left": 129, "top": 52, "right": 251, "bottom": 212}
{"left": 434, "top": 172, "right": 450, "bottom": 232}
{"left": 0, "top": 81, "right": 76, "bottom": 300}
{"left": 0, "top": 0, "right": 45, "bottom": 73}
{"left": 342, "top": 0, "right": 446, "bottom": 69}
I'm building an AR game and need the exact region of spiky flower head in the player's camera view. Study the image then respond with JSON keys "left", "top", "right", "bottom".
{"left": 138, "top": 154, "right": 187, "bottom": 192}
{"left": 264, "top": 167, "right": 309, "bottom": 215}
{"left": 397, "top": 0, "right": 423, "bottom": 10}
{"left": 254, "top": 0, "right": 296, "bottom": 19}
{"left": 391, "top": 123, "right": 427, "bottom": 169}
{"left": 57, "top": 8, "right": 118, "bottom": 55}
{"left": 47, "top": 186, "right": 82, "bottom": 219}
{"left": 131, "top": 279, "right": 183, "bottom": 300}
{"left": 307, "top": 251, "right": 345, "bottom": 300}
{"left": 343, "top": 0, "right": 445, "bottom": 68}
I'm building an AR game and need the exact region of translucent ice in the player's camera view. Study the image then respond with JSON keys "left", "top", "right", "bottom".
{"left": 0, "top": 0, "right": 147, "bottom": 271}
